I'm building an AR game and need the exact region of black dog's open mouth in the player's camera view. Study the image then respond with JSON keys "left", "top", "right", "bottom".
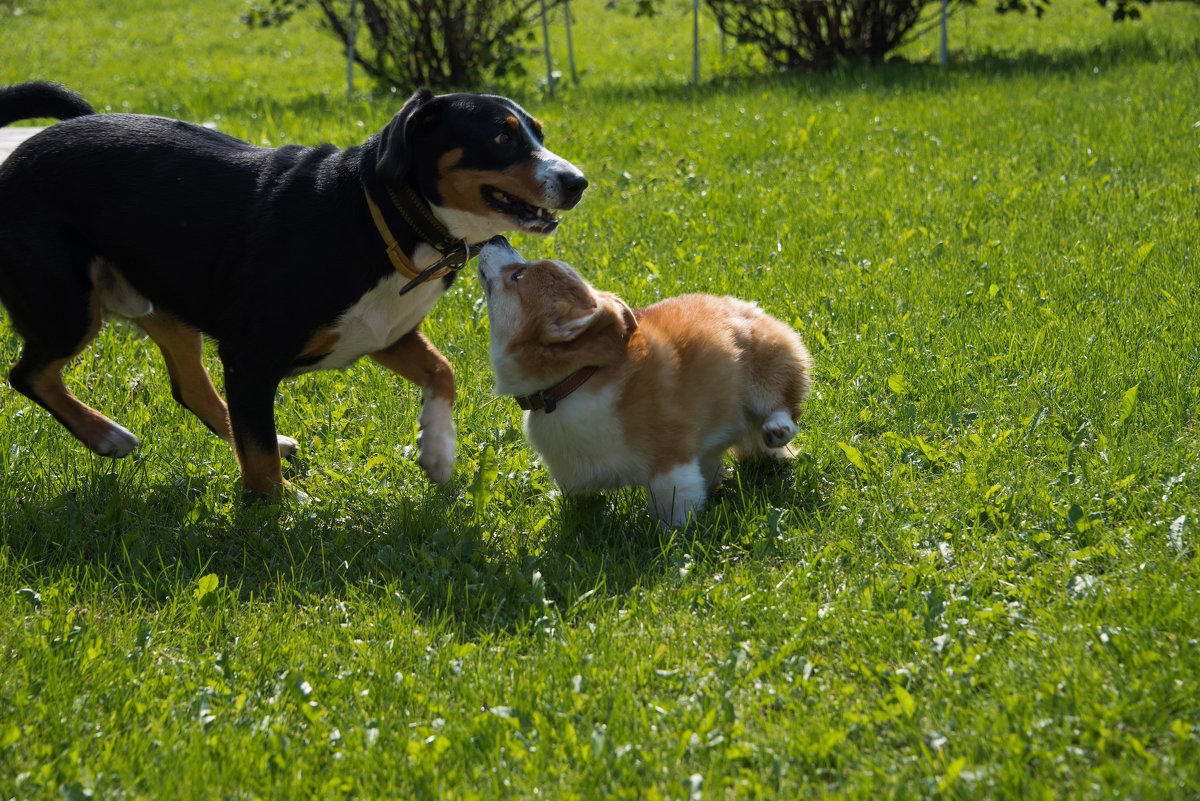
{"left": 484, "top": 186, "right": 560, "bottom": 233}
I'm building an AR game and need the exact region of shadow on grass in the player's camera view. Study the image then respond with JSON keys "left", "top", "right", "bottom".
{"left": 554, "top": 24, "right": 1198, "bottom": 107}
{"left": 535, "top": 450, "right": 829, "bottom": 598}
{"left": 1, "top": 449, "right": 831, "bottom": 636}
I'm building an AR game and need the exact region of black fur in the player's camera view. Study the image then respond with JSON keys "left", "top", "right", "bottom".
{"left": 0, "top": 81, "right": 586, "bottom": 494}
{"left": 0, "top": 81, "right": 94, "bottom": 127}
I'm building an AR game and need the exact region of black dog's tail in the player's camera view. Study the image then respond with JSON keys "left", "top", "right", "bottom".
{"left": 0, "top": 81, "right": 94, "bottom": 128}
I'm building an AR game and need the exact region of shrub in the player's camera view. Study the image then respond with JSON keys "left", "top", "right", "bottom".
{"left": 701, "top": 0, "right": 1165, "bottom": 72}
{"left": 702, "top": 0, "right": 949, "bottom": 70}
{"left": 244, "top": 0, "right": 554, "bottom": 90}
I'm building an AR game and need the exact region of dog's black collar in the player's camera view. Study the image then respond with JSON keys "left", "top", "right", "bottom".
{"left": 362, "top": 176, "right": 484, "bottom": 296}
{"left": 513, "top": 366, "right": 600, "bottom": 414}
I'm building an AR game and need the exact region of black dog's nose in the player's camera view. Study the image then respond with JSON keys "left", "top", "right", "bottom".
{"left": 559, "top": 172, "right": 588, "bottom": 205}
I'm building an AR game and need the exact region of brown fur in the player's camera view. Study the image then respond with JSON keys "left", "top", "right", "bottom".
{"left": 478, "top": 241, "right": 813, "bottom": 526}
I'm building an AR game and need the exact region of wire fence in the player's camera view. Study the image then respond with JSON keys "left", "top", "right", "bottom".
{"left": 335, "top": 0, "right": 961, "bottom": 97}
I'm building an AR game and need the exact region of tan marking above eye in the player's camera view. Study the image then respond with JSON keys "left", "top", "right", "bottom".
{"left": 437, "top": 149, "right": 464, "bottom": 174}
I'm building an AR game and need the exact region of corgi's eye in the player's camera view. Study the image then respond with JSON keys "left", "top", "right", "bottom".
{"left": 510, "top": 267, "right": 525, "bottom": 282}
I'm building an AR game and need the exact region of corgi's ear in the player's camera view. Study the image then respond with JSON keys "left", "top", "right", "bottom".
{"left": 542, "top": 292, "right": 637, "bottom": 343}
{"left": 610, "top": 292, "right": 639, "bottom": 334}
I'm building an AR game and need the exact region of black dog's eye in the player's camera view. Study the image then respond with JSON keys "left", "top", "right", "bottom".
{"left": 510, "top": 267, "right": 525, "bottom": 282}
{"left": 494, "top": 132, "right": 513, "bottom": 146}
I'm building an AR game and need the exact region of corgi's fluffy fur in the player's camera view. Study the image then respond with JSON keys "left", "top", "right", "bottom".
{"left": 477, "top": 238, "right": 813, "bottom": 526}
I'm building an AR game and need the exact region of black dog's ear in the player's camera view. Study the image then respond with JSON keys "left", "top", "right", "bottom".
{"left": 376, "top": 87, "right": 436, "bottom": 185}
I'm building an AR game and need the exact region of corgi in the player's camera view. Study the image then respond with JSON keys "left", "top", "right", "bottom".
{"left": 477, "top": 237, "right": 813, "bottom": 526}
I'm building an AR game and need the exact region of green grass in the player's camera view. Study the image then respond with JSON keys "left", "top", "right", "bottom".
{"left": 2, "top": 0, "right": 1200, "bottom": 797}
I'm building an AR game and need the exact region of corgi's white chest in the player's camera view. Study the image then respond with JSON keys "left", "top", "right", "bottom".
{"left": 524, "top": 383, "right": 642, "bottom": 494}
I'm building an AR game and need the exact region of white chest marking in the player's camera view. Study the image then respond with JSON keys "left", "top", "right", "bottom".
{"left": 305, "top": 274, "right": 446, "bottom": 372}
{"left": 524, "top": 383, "right": 646, "bottom": 495}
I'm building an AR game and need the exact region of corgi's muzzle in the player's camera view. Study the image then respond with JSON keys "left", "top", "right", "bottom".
{"left": 477, "top": 236, "right": 526, "bottom": 295}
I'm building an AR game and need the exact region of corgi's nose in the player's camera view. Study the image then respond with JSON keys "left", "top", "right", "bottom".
{"left": 478, "top": 236, "right": 525, "bottom": 274}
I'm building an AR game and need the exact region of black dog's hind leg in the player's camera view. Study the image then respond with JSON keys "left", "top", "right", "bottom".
{"left": 5, "top": 269, "right": 140, "bottom": 457}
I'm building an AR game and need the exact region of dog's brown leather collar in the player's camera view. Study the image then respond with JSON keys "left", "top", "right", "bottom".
{"left": 363, "top": 186, "right": 423, "bottom": 281}
{"left": 513, "top": 366, "right": 600, "bottom": 414}
{"left": 363, "top": 180, "right": 482, "bottom": 296}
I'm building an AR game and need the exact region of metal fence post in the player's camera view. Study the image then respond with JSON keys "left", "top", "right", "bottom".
{"left": 565, "top": 0, "right": 577, "bottom": 83}
{"left": 940, "top": 0, "right": 949, "bottom": 66}
{"left": 540, "top": 0, "right": 555, "bottom": 94}
{"left": 346, "top": 0, "right": 358, "bottom": 99}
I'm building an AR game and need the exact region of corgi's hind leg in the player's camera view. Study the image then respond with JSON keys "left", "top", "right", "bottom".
{"left": 729, "top": 409, "right": 799, "bottom": 462}
{"left": 761, "top": 410, "right": 799, "bottom": 449}
{"left": 738, "top": 310, "right": 812, "bottom": 459}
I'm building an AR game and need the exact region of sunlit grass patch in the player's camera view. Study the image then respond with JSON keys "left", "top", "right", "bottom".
{"left": 2, "top": 0, "right": 1199, "bottom": 797}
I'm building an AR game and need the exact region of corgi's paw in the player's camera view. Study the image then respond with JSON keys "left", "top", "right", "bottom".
{"left": 277, "top": 435, "right": 300, "bottom": 460}
{"left": 648, "top": 462, "right": 707, "bottom": 528}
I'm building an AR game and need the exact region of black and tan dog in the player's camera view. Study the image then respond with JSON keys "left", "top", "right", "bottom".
{"left": 0, "top": 81, "right": 586, "bottom": 496}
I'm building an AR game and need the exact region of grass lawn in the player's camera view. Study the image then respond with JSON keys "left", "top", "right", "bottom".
{"left": 2, "top": 0, "right": 1199, "bottom": 797}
